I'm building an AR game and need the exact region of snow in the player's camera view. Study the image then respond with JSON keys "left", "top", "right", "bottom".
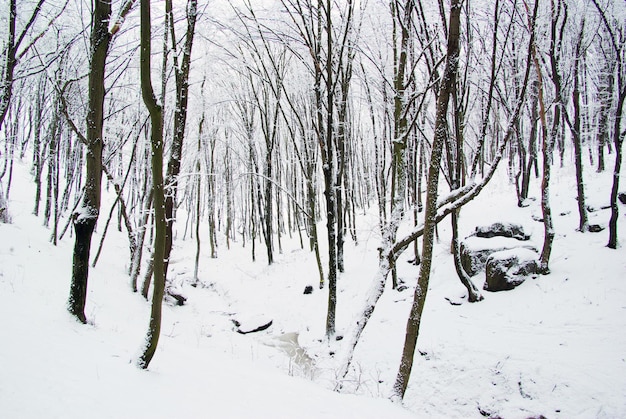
{"left": 1, "top": 159, "right": 626, "bottom": 418}
{"left": 488, "top": 247, "right": 539, "bottom": 264}
{"left": 462, "top": 235, "right": 538, "bottom": 252}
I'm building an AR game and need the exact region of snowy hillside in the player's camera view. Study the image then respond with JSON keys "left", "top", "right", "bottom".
{"left": 2, "top": 153, "right": 626, "bottom": 418}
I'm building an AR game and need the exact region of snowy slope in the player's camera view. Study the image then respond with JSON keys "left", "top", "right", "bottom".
{"left": 0, "top": 161, "right": 413, "bottom": 419}
{"left": 1, "top": 157, "right": 625, "bottom": 419}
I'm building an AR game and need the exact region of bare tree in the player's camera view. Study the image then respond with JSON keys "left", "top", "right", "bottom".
{"left": 138, "top": 0, "right": 167, "bottom": 369}
{"left": 163, "top": 0, "right": 198, "bottom": 279}
{"left": 67, "top": 0, "right": 112, "bottom": 324}
{"left": 391, "top": 0, "right": 463, "bottom": 400}
{"left": 525, "top": 0, "right": 554, "bottom": 273}
{"left": 591, "top": 0, "right": 625, "bottom": 249}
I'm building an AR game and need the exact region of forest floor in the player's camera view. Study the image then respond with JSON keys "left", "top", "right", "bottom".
{"left": 1, "top": 158, "right": 625, "bottom": 418}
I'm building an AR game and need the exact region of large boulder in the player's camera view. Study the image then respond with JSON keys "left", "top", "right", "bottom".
{"left": 460, "top": 236, "right": 538, "bottom": 276}
{"left": 484, "top": 248, "right": 540, "bottom": 292}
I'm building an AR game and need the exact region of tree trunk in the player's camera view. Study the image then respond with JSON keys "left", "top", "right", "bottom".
{"left": 392, "top": 0, "right": 462, "bottom": 400}
{"left": 162, "top": 0, "right": 198, "bottom": 279}
{"left": 68, "top": 0, "right": 111, "bottom": 323}
{"left": 528, "top": 5, "right": 554, "bottom": 273}
{"left": 451, "top": 210, "right": 483, "bottom": 302}
{"left": 138, "top": 0, "right": 167, "bottom": 370}
{"left": 569, "top": 20, "right": 588, "bottom": 232}
{"left": 131, "top": 188, "right": 153, "bottom": 292}
{"left": 323, "top": 0, "right": 338, "bottom": 338}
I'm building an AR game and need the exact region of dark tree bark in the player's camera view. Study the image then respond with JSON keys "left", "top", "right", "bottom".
{"left": 0, "top": 0, "right": 47, "bottom": 133}
{"left": 163, "top": 0, "right": 198, "bottom": 279}
{"left": 138, "top": 0, "right": 167, "bottom": 370}
{"left": 568, "top": 19, "right": 588, "bottom": 232}
{"left": 591, "top": 0, "right": 625, "bottom": 249}
{"left": 32, "top": 78, "right": 46, "bottom": 216}
{"left": 67, "top": 0, "right": 111, "bottom": 324}
{"left": 527, "top": 2, "right": 554, "bottom": 274}
{"left": 322, "top": 0, "right": 338, "bottom": 338}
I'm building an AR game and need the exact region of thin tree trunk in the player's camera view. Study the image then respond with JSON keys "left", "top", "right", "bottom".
{"left": 451, "top": 210, "right": 483, "bottom": 302}
{"left": 528, "top": 2, "right": 554, "bottom": 273}
{"left": 392, "top": 0, "right": 462, "bottom": 399}
{"left": 162, "top": 0, "right": 198, "bottom": 280}
{"left": 131, "top": 188, "right": 153, "bottom": 292}
{"left": 569, "top": 20, "right": 588, "bottom": 232}
{"left": 590, "top": 0, "right": 626, "bottom": 249}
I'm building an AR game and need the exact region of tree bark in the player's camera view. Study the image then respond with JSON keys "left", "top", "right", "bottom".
{"left": 569, "top": 19, "right": 588, "bottom": 232}
{"left": 591, "top": 0, "right": 626, "bottom": 249}
{"left": 138, "top": 0, "right": 167, "bottom": 369}
{"left": 527, "top": 2, "right": 554, "bottom": 273}
{"left": 392, "top": 0, "right": 462, "bottom": 400}
{"left": 163, "top": 0, "right": 198, "bottom": 279}
{"left": 68, "top": 0, "right": 111, "bottom": 323}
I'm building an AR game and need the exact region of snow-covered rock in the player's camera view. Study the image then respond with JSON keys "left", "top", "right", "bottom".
{"left": 473, "top": 222, "right": 531, "bottom": 241}
{"left": 460, "top": 236, "right": 538, "bottom": 276}
{"left": 484, "top": 248, "right": 540, "bottom": 292}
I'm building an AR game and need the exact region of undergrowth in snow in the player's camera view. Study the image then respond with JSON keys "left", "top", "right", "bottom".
{"left": 1, "top": 159, "right": 625, "bottom": 418}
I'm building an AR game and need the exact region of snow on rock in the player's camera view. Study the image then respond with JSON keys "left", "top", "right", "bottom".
{"left": 484, "top": 248, "right": 540, "bottom": 292}
{"left": 473, "top": 221, "right": 531, "bottom": 241}
{"left": 460, "top": 236, "right": 538, "bottom": 276}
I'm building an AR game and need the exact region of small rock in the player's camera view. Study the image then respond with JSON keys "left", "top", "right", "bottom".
{"left": 587, "top": 224, "right": 604, "bottom": 233}
{"left": 303, "top": 285, "right": 314, "bottom": 295}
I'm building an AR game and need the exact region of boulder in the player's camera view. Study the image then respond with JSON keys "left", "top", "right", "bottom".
{"left": 484, "top": 248, "right": 540, "bottom": 292}
{"left": 473, "top": 222, "right": 530, "bottom": 241}
{"left": 460, "top": 236, "right": 538, "bottom": 276}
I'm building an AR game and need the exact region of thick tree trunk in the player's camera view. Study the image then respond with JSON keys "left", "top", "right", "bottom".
{"left": 323, "top": 0, "right": 337, "bottom": 338}
{"left": 138, "top": 0, "right": 167, "bottom": 370}
{"left": 67, "top": 0, "right": 111, "bottom": 323}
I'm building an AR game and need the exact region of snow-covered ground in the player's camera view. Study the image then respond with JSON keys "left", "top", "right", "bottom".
{"left": 1, "top": 158, "right": 625, "bottom": 418}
